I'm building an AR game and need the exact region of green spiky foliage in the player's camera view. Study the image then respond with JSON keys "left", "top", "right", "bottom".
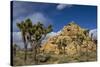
{"left": 16, "top": 18, "right": 33, "bottom": 64}
{"left": 17, "top": 19, "right": 53, "bottom": 64}
{"left": 17, "top": 21, "right": 27, "bottom": 63}
{"left": 29, "top": 22, "right": 53, "bottom": 64}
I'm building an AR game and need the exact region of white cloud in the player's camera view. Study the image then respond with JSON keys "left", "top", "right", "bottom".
{"left": 13, "top": 32, "right": 22, "bottom": 43}
{"left": 46, "top": 32, "right": 57, "bottom": 37}
{"left": 44, "top": 31, "right": 61, "bottom": 39}
{"left": 57, "top": 30, "right": 61, "bottom": 34}
{"left": 13, "top": 32, "right": 24, "bottom": 48}
{"left": 13, "top": 12, "right": 52, "bottom": 32}
{"left": 41, "top": 31, "right": 61, "bottom": 45}
{"left": 89, "top": 29, "right": 97, "bottom": 40}
{"left": 13, "top": 32, "right": 31, "bottom": 49}
{"left": 27, "top": 12, "right": 52, "bottom": 25}
{"left": 57, "top": 4, "right": 73, "bottom": 10}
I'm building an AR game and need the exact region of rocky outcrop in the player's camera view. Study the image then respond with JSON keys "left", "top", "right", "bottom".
{"left": 40, "top": 22, "right": 97, "bottom": 56}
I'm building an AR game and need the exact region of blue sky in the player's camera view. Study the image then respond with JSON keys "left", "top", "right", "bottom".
{"left": 12, "top": 1, "right": 97, "bottom": 32}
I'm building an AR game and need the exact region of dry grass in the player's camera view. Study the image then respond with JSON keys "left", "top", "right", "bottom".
{"left": 13, "top": 49, "right": 97, "bottom": 66}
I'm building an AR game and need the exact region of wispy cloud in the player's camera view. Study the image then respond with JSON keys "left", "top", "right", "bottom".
{"left": 13, "top": 12, "right": 52, "bottom": 32}
{"left": 27, "top": 12, "right": 52, "bottom": 26}
{"left": 12, "top": 1, "right": 50, "bottom": 19}
{"left": 57, "top": 4, "right": 73, "bottom": 10}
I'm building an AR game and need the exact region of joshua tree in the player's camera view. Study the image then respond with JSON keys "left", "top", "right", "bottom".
{"left": 62, "top": 38, "right": 67, "bottom": 55}
{"left": 17, "top": 18, "right": 53, "bottom": 64}
{"left": 25, "top": 21, "right": 52, "bottom": 64}
{"left": 56, "top": 39, "right": 63, "bottom": 54}
{"left": 56, "top": 38, "right": 68, "bottom": 55}
{"left": 16, "top": 18, "right": 32, "bottom": 64}
{"left": 17, "top": 21, "right": 27, "bottom": 63}
{"left": 75, "top": 34, "right": 84, "bottom": 56}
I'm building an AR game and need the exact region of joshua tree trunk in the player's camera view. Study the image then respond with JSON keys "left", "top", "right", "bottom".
{"left": 24, "top": 42, "right": 27, "bottom": 64}
{"left": 34, "top": 47, "right": 37, "bottom": 64}
{"left": 33, "top": 43, "right": 36, "bottom": 64}
{"left": 63, "top": 46, "right": 66, "bottom": 58}
{"left": 78, "top": 45, "right": 81, "bottom": 57}
{"left": 86, "top": 44, "right": 88, "bottom": 61}
{"left": 74, "top": 44, "right": 78, "bottom": 54}
{"left": 33, "top": 42, "right": 38, "bottom": 64}
{"left": 36, "top": 43, "right": 40, "bottom": 64}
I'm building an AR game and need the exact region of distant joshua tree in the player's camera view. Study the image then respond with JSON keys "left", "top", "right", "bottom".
{"left": 56, "top": 38, "right": 68, "bottom": 56}
{"left": 62, "top": 38, "right": 68, "bottom": 56}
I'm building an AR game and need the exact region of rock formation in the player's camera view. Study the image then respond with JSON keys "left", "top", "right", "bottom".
{"left": 40, "top": 22, "right": 97, "bottom": 57}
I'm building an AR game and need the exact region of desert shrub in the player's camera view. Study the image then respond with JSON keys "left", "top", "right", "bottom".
{"left": 73, "top": 56, "right": 80, "bottom": 61}
{"left": 37, "top": 54, "right": 51, "bottom": 62}
{"left": 58, "top": 57, "right": 69, "bottom": 63}
{"left": 49, "top": 55, "right": 58, "bottom": 62}
{"left": 13, "top": 57, "right": 25, "bottom": 66}
{"left": 55, "top": 55, "right": 68, "bottom": 63}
